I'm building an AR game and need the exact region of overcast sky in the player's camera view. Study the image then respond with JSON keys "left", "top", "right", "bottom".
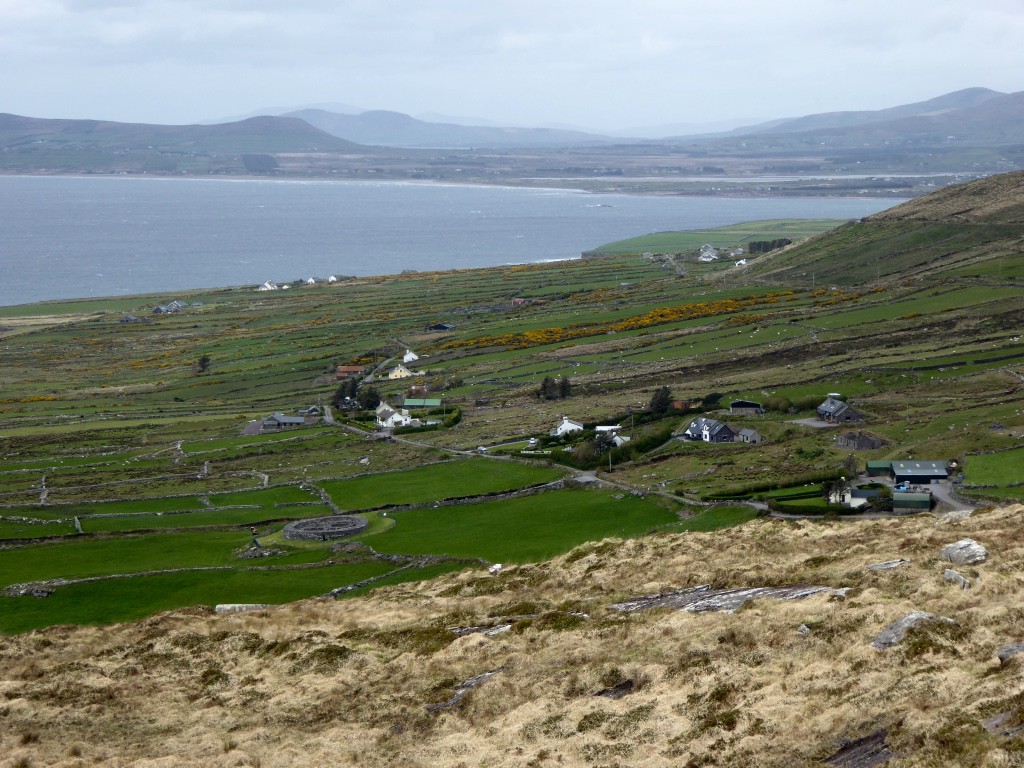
{"left": 2, "top": 0, "right": 1022, "bottom": 131}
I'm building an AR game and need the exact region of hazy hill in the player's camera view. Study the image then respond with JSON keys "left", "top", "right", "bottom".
{"left": 0, "top": 113, "right": 366, "bottom": 174}
{"left": 683, "top": 90, "right": 1024, "bottom": 157}
{"left": 738, "top": 86, "right": 1006, "bottom": 135}
{"left": 285, "top": 108, "right": 617, "bottom": 148}
{"left": 0, "top": 114, "right": 361, "bottom": 153}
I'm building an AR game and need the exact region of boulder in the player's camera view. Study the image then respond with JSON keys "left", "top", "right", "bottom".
{"left": 872, "top": 611, "right": 954, "bottom": 650}
{"left": 997, "top": 642, "right": 1024, "bottom": 666}
{"left": 943, "top": 569, "right": 971, "bottom": 590}
{"left": 941, "top": 539, "right": 988, "bottom": 565}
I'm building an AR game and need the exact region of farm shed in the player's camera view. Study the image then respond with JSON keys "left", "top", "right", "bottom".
{"left": 891, "top": 461, "right": 949, "bottom": 484}
{"left": 892, "top": 492, "right": 933, "bottom": 512}
{"left": 730, "top": 400, "right": 764, "bottom": 415}
{"left": 866, "top": 460, "right": 892, "bottom": 476}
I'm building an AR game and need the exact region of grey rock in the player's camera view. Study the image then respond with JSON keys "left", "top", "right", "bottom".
{"left": 865, "top": 559, "right": 911, "bottom": 572}
{"left": 608, "top": 584, "right": 848, "bottom": 615}
{"left": 997, "top": 642, "right": 1024, "bottom": 666}
{"left": 798, "top": 624, "right": 812, "bottom": 636}
{"left": 984, "top": 711, "right": 1024, "bottom": 738}
{"left": 825, "top": 728, "right": 895, "bottom": 767}
{"left": 214, "top": 603, "right": 274, "bottom": 614}
{"left": 937, "top": 509, "right": 973, "bottom": 524}
{"left": 872, "top": 611, "right": 954, "bottom": 650}
{"left": 943, "top": 568, "right": 971, "bottom": 590}
{"left": 426, "top": 669, "right": 500, "bottom": 712}
{"left": 595, "top": 680, "right": 635, "bottom": 699}
{"left": 941, "top": 538, "right": 988, "bottom": 565}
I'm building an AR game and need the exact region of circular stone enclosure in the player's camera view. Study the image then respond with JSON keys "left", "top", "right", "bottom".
{"left": 283, "top": 515, "right": 368, "bottom": 542}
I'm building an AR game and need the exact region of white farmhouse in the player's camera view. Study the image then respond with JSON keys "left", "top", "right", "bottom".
{"left": 551, "top": 416, "right": 584, "bottom": 437}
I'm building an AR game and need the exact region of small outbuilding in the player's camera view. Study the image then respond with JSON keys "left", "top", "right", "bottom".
{"left": 729, "top": 400, "right": 764, "bottom": 415}
{"left": 737, "top": 428, "right": 762, "bottom": 445}
{"left": 838, "top": 431, "right": 886, "bottom": 450}
{"left": 893, "top": 492, "right": 933, "bottom": 513}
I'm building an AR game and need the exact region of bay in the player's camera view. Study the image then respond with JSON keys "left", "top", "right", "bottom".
{"left": 0, "top": 175, "right": 901, "bottom": 307}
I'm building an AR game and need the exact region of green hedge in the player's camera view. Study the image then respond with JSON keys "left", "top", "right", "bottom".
{"left": 702, "top": 469, "right": 845, "bottom": 501}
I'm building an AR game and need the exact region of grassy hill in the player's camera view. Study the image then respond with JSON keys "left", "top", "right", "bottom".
{"left": 0, "top": 172, "right": 1022, "bottom": 764}
{"left": 745, "top": 171, "right": 1024, "bottom": 286}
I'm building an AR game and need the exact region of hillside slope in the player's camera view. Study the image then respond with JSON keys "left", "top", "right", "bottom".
{"left": 1, "top": 504, "right": 1022, "bottom": 767}
{"left": 745, "top": 171, "right": 1024, "bottom": 286}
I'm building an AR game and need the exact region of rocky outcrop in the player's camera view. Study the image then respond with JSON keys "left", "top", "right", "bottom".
{"left": 871, "top": 611, "right": 954, "bottom": 650}
{"left": 608, "top": 584, "right": 847, "bottom": 614}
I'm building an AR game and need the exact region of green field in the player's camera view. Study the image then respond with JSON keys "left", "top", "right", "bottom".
{"left": 365, "top": 488, "right": 679, "bottom": 563}
{"left": 589, "top": 220, "right": 846, "bottom": 255}
{"left": 322, "top": 460, "right": 565, "bottom": 510}
{"left": 0, "top": 560, "right": 406, "bottom": 635}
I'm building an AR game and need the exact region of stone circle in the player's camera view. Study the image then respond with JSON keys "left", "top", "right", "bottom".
{"left": 283, "top": 515, "right": 368, "bottom": 542}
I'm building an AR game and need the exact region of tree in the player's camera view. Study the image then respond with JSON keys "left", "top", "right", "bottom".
{"left": 539, "top": 376, "right": 572, "bottom": 400}
{"left": 822, "top": 477, "right": 851, "bottom": 504}
{"left": 701, "top": 392, "right": 724, "bottom": 408}
{"left": 539, "top": 376, "right": 559, "bottom": 400}
{"left": 357, "top": 386, "right": 381, "bottom": 410}
{"left": 649, "top": 386, "right": 673, "bottom": 414}
{"left": 594, "top": 430, "right": 616, "bottom": 455}
{"left": 197, "top": 354, "right": 211, "bottom": 374}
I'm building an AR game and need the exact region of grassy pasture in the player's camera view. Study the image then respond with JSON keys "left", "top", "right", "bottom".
{"left": 364, "top": 487, "right": 679, "bottom": 563}
{"left": 963, "top": 447, "right": 1024, "bottom": 487}
{"left": 0, "top": 531, "right": 331, "bottom": 588}
{"left": 79, "top": 504, "right": 333, "bottom": 533}
{"left": 321, "top": 460, "right": 565, "bottom": 510}
{"left": 0, "top": 560, "right": 402, "bottom": 635}
{"left": 668, "top": 505, "right": 759, "bottom": 532}
{"left": 588, "top": 219, "right": 845, "bottom": 255}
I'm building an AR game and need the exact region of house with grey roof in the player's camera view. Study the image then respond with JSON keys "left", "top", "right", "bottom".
{"left": 680, "top": 417, "right": 736, "bottom": 443}
{"left": 816, "top": 397, "right": 862, "bottom": 423}
{"left": 262, "top": 413, "right": 305, "bottom": 430}
{"left": 737, "top": 428, "right": 763, "bottom": 445}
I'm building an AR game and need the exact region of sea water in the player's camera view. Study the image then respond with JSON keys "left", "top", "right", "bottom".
{"left": 0, "top": 175, "right": 901, "bottom": 307}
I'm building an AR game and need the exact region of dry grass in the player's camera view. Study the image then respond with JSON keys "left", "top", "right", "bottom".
{"left": 1, "top": 505, "right": 1023, "bottom": 767}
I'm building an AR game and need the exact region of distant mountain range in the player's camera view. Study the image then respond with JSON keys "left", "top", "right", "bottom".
{"left": 0, "top": 87, "right": 1021, "bottom": 181}
{"left": 266, "top": 87, "right": 1021, "bottom": 149}
{"left": 281, "top": 108, "right": 613, "bottom": 148}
